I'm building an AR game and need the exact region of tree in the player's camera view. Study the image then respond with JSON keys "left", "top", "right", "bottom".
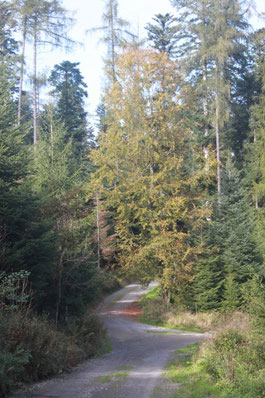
{"left": 90, "top": 48, "right": 211, "bottom": 301}
{"left": 13, "top": 0, "right": 74, "bottom": 147}
{"left": 170, "top": 0, "right": 249, "bottom": 201}
{"left": 145, "top": 13, "right": 178, "bottom": 58}
{"left": 90, "top": 0, "right": 135, "bottom": 82}
{"left": 48, "top": 61, "right": 94, "bottom": 159}
{"left": 32, "top": 108, "right": 99, "bottom": 321}
{"left": 247, "top": 29, "right": 265, "bottom": 209}
{"left": 0, "top": 42, "right": 56, "bottom": 308}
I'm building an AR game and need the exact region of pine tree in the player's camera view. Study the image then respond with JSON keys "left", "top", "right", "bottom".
{"left": 32, "top": 109, "right": 98, "bottom": 321}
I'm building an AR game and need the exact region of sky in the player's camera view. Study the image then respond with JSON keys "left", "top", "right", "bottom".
{"left": 33, "top": 0, "right": 265, "bottom": 127}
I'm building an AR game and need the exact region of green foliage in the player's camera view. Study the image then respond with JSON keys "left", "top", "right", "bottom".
{"left": 242, "top": 274, "right": 265, "bottom": 332}
{"left": 0, "top": 271, "right": 30, "bottom": 311}
{"left": 198, "top": 329, "right": 265, "bottom": 396}
{"left": 0, "top": 345, "right": 31, "bottom": 397}
{"left": 145, "top": 13, "right": 178, "bottom": 57}
{"left": 193, "top": 162, "right": 262, "bottom": 311}
{"left": 221, "top": 273, "right": 241, "bottom": 311}
{"left": 48, "top": 61, "right": 94, "bottom": 157}
{"left": 140, "top": 296, "right": 169, "bottom": 324}
{"left": 166, "top": 335, "right": 265, "bottom": 398}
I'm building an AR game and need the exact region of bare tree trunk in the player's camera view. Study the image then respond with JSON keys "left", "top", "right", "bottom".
{"left": 202, "top": 60, "right": 209, "bottom": 169}
{"left": 50, "top": 108, "right": 54, "bottom": 167}
{"left": 216, "top": 63, "right": 221, "bottom": 204}
{"left": 18, "top": 17, "right": 27, "bottom": 126}
{"left": 55, "top": 252, "right": 64, "bottom": 328}
{"left": 96, "top": 194, "right": 101, "bottom": 268}
{"left": 110, "top": 3, "right": 116, "bottom": 82}
{"left": 33, "top": 18, "right": 37, "bottom": 150}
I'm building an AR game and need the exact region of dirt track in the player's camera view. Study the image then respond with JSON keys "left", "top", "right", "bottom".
{"left": 11, "top": 282, "right": 207, "bottom": 398}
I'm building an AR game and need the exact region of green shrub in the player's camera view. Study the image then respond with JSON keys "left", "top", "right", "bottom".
{"left": 198, "top": 328, "right": 265, "bottom": 394}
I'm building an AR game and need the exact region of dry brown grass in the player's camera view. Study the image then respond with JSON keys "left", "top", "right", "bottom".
{"left": 166, "top": 309, "right": 250, "bottom": 333}
{"left": 140, "top": 296, "right": 250, "bottom": 333}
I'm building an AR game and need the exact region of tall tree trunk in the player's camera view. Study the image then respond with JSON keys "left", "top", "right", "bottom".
{"left": 202, "top": 60, "right": 209, "bottom": 169}
{"left": 110, "top": 3, "right": 116, "bottom": 82}
{"left": 55, "top": 251, "right": 64, "bottom": 328}
{"left": 96, "top": 194, "right": 101, "bottom": 268}
{"left": 33, "top": 17, "right": 37, "bottom": 150}
{"left": 50, "top": 111, "right": 54, "bottom": 168}
{"left": 216, "top": 62, "right": 221, "bottom": 203}
{"left": 18, "top": 17, "right": 27, "bottom": 126}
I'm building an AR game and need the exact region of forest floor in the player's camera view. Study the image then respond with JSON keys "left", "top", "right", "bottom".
{"left": 9, "top": 283, "right": 208, "bottom": 398}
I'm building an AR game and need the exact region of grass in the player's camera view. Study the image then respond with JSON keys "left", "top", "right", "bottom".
{"left": 138, "top": 287, "right": 251, "bottom": 334}
{"left": 146, "top": 330, "right": 182, "bottom": 335}
{"left": 165, "top": 344, "right": 224, "bottom": 398}
{"left": 96, "top": 375, "right": 112, "bottom": 383}
{"left": 97, "top": 335, "right": 112, "bottom": 356}
{"left": 95, "top": 372, "right": 129, "bottom": 384}
{"left": 111, "top": 372, "right": 129, "bottom": 378}
{"left": 165, "top": 339, "right": 265, "bottom": 398}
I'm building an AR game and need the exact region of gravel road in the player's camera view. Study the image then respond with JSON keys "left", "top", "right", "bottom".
{"left": 10, "top": 282, "right": 208, "bottom": 398}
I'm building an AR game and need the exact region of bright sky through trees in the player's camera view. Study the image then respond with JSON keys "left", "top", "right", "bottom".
{"left": 32, "top": 0, "right": 264, "bottom": 126}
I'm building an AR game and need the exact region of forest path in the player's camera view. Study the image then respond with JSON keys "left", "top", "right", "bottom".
{"left": 11, "top": 283, "right": 207, "bottom": 398}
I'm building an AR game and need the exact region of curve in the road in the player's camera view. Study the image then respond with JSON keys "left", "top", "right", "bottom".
{"left": 10, "top": 283, "right": 208, "bottom": 398}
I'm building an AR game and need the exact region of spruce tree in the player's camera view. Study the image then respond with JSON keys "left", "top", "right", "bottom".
{"left": 145, "top": 13, "right": 178, "bottom": 58}
{"left": 48, "top": 61, "right": 94, "bottom": 160}
{"left": 0, "top": 33, "right": 56, "bottom": 307}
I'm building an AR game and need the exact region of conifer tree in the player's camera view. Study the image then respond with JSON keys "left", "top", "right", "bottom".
{"left": 48, "top": 61, "right": 94, "bottom": 160}
{"left": 145, "top": 13, "right": 178, "bottom": 58}
{"left": 171, "top": 0, "right": 249, "bottom": 201}
{"left": 90, "top": 0, "right": 134, "bottom": 82}
{"left": 90, "top": 48, "right": 211, "bottom": 301}
{"left": 0, "top": 35, "right": 56, "bottom": 306}
{"left": 33, "top": 109, "right": 97, "bottom": 320}
{"left": 13, "top": 0, "right": 74, "bottom": 147}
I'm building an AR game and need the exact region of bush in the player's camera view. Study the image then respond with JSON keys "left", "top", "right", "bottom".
{"left": 0, "top": 308, "right": 106, "bottom": 397}
{"left": 197, "top": 328, "right": 265, "bottom": 395}
{"left": 67, "top": 312, "right": 106, "bottom": 357}
{"left": 140, "top": 296, "right": 169, "bottom": 323}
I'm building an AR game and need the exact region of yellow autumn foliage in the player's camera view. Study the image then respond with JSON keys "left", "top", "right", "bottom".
{"left": 89, "top": 47, "right": 215, "bottom": 301}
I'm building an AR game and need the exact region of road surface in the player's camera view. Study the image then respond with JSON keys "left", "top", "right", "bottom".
{"left": 11, "top": 282, "right": 207, "bottom": 398}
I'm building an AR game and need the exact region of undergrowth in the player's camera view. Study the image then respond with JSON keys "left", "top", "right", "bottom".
{"left": 139, "top": 286, "right": 250, "bottom": 333}
{"left": 0, "top": 310, "right": 106, "bottom": 397}
{"left": 142, "top": 284, "right": 265, "bottom": 398}
{"left": 166, "top": 332, "right": 265, "bottom": 398}
{"left": 0, "top": 270, "right": 122, "bottom": 397}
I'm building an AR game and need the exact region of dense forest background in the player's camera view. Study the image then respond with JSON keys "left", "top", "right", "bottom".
{"left": 0, "top": 0, "right": 265, "bottom": 394}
